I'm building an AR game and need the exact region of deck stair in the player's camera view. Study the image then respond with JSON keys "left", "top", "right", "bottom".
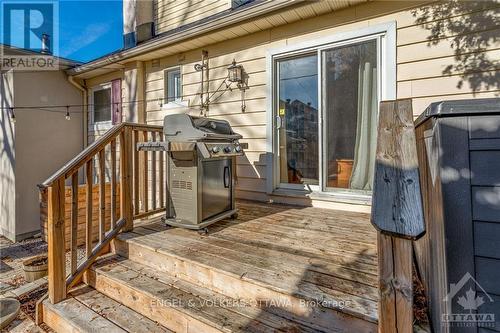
{"left": 42, "top": 202, "right": 379, "bottom": 333}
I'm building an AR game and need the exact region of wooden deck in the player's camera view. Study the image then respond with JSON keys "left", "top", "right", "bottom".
{"left": 43, "top": 200, "right": 379, "bottom": 332}
{"left": 128, "top": 200, "right": 379, "bottom": 328}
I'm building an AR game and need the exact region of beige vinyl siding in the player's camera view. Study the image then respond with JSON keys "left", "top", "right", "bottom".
{"left": 144, "top": 51, "right": 270, "bottom": 198}
{"left": 138, "top": 1, "right": 500, "bottom": 206}
{"left": 392, "top": 2, "right": 500, "bottom": 114}
{"left": 154, "top": 0, "right": 231, "bottom": 35}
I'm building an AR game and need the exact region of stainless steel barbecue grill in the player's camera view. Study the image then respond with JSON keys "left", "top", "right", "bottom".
{"left": 137, "top": 113, "right": 244, "bottom": 230}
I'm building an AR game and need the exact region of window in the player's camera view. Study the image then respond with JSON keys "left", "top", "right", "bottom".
{"left": 93, "top": 86, "right": 111, "bottom": 123}
{"left": 165, "top": 68, "right": 181, "bottom": 103}
{"left": 269, "top": 23, "right": 396, "bottom": 196}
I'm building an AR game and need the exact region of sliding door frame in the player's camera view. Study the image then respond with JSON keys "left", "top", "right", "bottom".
{"left": 266, "top": 22, "right": 396, "bottom": 200}
{"left": 318, "top": 35, "right": 381, "bottom": 195}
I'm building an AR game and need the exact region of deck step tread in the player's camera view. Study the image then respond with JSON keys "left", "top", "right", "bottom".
{"left": 109, "top": 257, "right": 326, "bottom": 333}
{"left": 73, "top": 285, "right": 174, "bottom": 333}
{"left": 140, "top": 223, "right": 378, "bottom": 286}
{"left": 130, "top": 226, "right": 379, "bottom": 301}
{"left": 118, "top": 228, "right": 378, "bottom": 322}
{"left": 43, "top": 285, "right": 171, "bottom": 333}
{"left": 138, "top": 217, "right": 378, "bottom": 272}
{"left": 89, "top": 255, "right": 321, "bottom": 333}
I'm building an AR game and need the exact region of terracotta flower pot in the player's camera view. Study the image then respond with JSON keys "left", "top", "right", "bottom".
{"left": 22, "top": 254, "right": 48, "bottom": 282}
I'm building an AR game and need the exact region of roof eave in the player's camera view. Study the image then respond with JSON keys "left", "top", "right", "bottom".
{"left": 67, "top": 0, "right": 306, "bottom": 77}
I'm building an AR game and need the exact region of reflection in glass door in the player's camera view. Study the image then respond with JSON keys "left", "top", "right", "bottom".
{"left": 322, "top": 40, "right": 378, "bottom": 191}
{"left": 276, "top": 55, "right": 319, "bottom": 187}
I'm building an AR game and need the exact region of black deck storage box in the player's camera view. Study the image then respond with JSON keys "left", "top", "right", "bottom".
{"left": 414, "top": 98, "right": 500, "bottom": 333}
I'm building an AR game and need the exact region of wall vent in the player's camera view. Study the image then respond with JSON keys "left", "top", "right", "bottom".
{"left": 172, "top": 180, "right": 193, "bottom": 190}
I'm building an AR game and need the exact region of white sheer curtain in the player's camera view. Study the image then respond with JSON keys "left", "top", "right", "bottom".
{"left": 349, "top": 62, "right": 378, "bottom": 190}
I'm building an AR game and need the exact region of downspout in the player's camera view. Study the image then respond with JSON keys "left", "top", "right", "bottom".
{"left": 67, "top": 75, "right": 88, "bottom": 148}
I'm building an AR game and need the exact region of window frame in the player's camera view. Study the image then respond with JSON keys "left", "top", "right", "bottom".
{"left": 265, "top": 22, "right": 396, "bottom": 201}
{"left": 163, "top": 66, "right": 183, "bottom": 107}
{"left": 90, "top": 83, "right": 112, "bottom": 130}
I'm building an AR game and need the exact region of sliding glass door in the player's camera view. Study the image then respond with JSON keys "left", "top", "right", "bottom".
{"left": 275, "top": 37, "right": 380, "bottom": 194}
{"left": 322, "top": 39, "right": 378, "bottom": 192}
{"left": 276, "top": 54, "right": 319, "bottom": 188}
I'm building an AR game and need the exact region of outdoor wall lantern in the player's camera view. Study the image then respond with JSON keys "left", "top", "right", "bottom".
{"left": 194, "top": 53, "right": 249, "bottom": 114}
{"left": 227, "top": 59, "right": 243, "bottom": 84}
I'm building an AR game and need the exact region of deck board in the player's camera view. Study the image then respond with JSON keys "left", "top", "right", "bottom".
{"left": 89, "top": 256, "right": 325, "bottom": 333}
{"left": 129, "top": 200, "right": 379, "bottom": 323}
{"left": 43, "top": 284, "right": 174, "bottom": 333}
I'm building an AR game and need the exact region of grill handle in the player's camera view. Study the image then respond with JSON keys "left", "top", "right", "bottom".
{"left": 223, "top": 166, "right": 230, "bottom": 188}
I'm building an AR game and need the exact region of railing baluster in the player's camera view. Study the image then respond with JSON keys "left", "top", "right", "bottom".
{"left": 159, "top": 133, "right": 164, "bottom": 208}
{"left": 98, "top": 149, "right": 105, "bottom": 242}
{"left": 121, "top": 127, "right": 133, "bottom": 231}
{"left": 142, "top": 130, "right": 149, "bottom": 213}
{"left": 47, "top": 178, "right": 66, "bottom": 303}
{"left": 110, "top": 139, "right": 117, "bottom": 228}
{"left": 85, "top": 159, "right": 93, "bottom": 257}
{"left": 133, "top": 130, "right": 139, "bottom": 215}
{"left": 70, "top": 172, "right": 78, "bottom": 274}
{"left": 151, "top": 132, "right": 157, "bottom": 210}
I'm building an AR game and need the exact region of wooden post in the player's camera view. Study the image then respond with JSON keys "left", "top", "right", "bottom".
{"left": 372, "top": 99, "right": 425, "bottom": 333}
{"left": 120, "top": 127, "right": 134, "bottom": 231}
{"left": 47, "top": 178, "right": 66, "bottom": 303}
{"left": 371, "top": 99, "right": 425, "bottom": 239}
{"left": 377, "top": 234, "right": 413, "bottom": 333}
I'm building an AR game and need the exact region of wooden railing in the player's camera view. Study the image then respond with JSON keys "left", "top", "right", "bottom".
{"left": 371, "top": 99, "right": 426, "bottom": 333}
{"left": 132, "top": 126, "right": 166, "bottom": 219}
{"left": 39, "top": 122, "right": 165, "bottom": 304}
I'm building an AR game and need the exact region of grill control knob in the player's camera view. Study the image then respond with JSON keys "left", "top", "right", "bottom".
{"left": 223, "top": 146, "right": 232, "bottom": 153}
{"left": 212, "top": 146, "right": 220, "bottom": 154}
{"left": 235, "top": 145, "right": 242, "bottom": 153}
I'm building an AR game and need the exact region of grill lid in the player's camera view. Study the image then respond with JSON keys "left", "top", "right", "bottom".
{"left": 163, "top": 113, "right": 242, "bottom": 141}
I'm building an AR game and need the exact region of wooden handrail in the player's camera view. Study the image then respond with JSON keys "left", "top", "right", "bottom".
{"left": 42, "top": 122, "right": 165, "bottom": 305}
{"left": 40, "top": 123, "right": 126, "bottom": 188}
{"left": 39, "top": 122, "right": 163, "bottom": 188}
